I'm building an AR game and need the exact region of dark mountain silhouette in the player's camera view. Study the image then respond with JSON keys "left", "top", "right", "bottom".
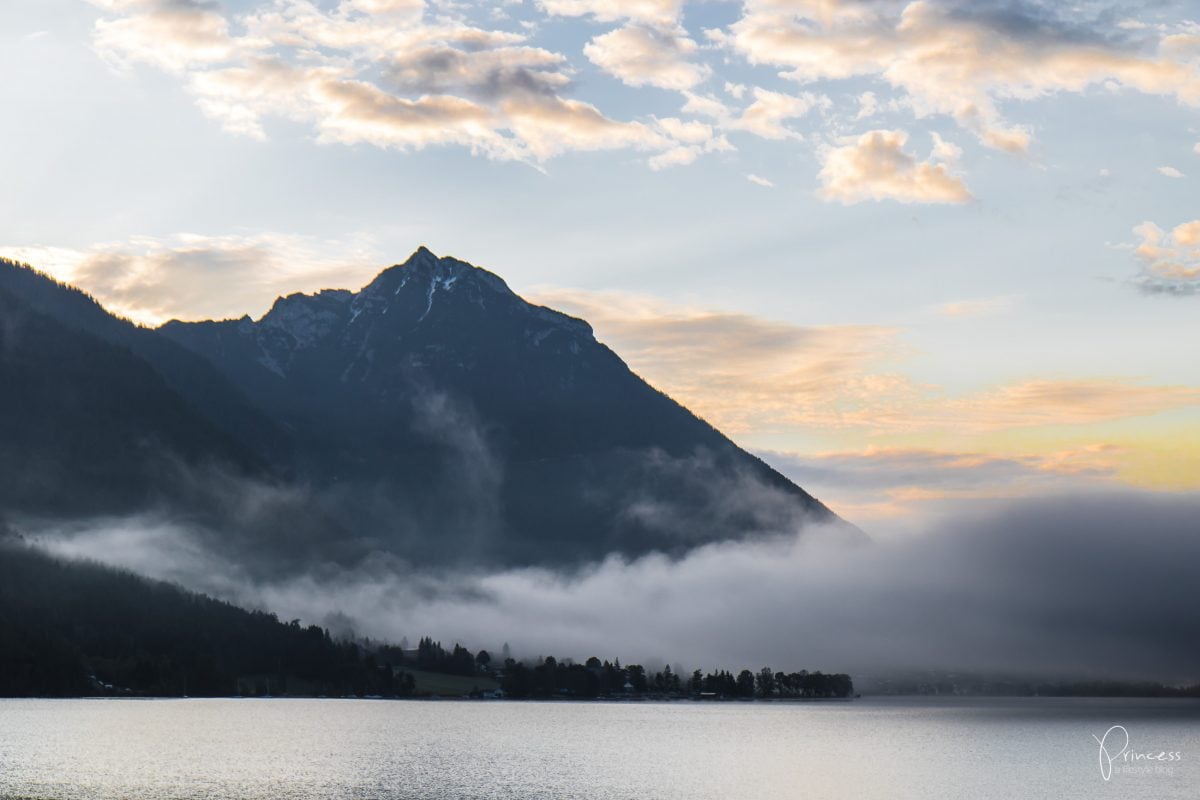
{"left": 0, "top": 283, "right": 259, "bottom": 515}
{"left": 0, "top": 251, "right": 847, "bottom": 570}
{"left": 0, "top": 257, "right": 292, "bottom": 462}
{"left": 0, "top": 275, "right": 355, "bottom": 572}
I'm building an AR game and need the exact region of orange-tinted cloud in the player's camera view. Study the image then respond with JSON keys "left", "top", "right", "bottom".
{"left": 1132, "top": 218, "right": 1200, "bottom": 295}
{"left": 0, "top": 233, "right": 383, "bottom": 325}
{"left": 530, "top": 289, "right": 1200, "bottom": 435}
{"left": 818, "top": 129, "right": 972, "bottom": 204}
{"left": 761, "top": 444, "right": 1125, "bottom": 523}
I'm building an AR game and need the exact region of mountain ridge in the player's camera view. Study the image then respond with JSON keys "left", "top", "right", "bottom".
{"left": 0, "top": 250, "right": 850, "bottom": 571}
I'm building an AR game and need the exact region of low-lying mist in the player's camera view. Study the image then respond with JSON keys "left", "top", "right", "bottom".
{"left": 22, "top": 489, "right": 1200, "bottom": 685}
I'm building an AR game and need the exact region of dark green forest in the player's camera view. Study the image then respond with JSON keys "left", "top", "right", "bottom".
{"left": 499, "top": 657, "right": 853, "bottom": 700}
{"left": 0, "top": 538, "right": 418, "bottom": 697}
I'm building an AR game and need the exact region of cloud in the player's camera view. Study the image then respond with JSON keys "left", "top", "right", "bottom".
{"left": 348, "top": 0, "right": 423, "bottom": 14}
{"left": 937, "top": 296, "right": 1012, "bottom": 316}
{"left": 1158, "top": 165, "right": 1185, "bottom": 178}
{"left": 306, "top": 72, "right": 509, "bottom": 154}
{"left": 69, "top": 0, "right": 1200, "bottom": 191}
{"left": 502, "top": 95, "right": 670, "bottom": 160}
{"left": 28, "top": 490, "right": 1200, "bottom": 684}
{"left": 745, "top": 173, "right": 774, "bottom": 187}
{"left": 381, "top": 42, "right": 571, "bottom": 100}
{"left": 715, "top": 0, "right": 1200, "bottom": 151}
{"left": 729, "top": 87, "right": 829, "bottom": 140}
{"left": 537, "top": 0, "right": 680, "bottom": 26}
{"left": 526, "top": 289, "right": 1200, "bottom": 435}
{"left": 584, "top": 24, "right": 711, "bottom": 90}
{"left": 89, "top": 0, "right": 244, "bottom": 72}
{"left": 679, "top": 90, "right": 731, "bottom": 120}
{"left": 818, "top": 129, "right": 972, "bottom": 204}
{"left": 0, "top": 233, "right": 383, "bottom": 324}
{"left": 761, "top": 444, "right": 1123, "bottom": 524}
{"left": 1131, "top": 218, "right": 1200, "bottom": 295}
{"left": 89, "top": 0, "right": 679, "bottom": 166}
{"left": 952, "top": 378, "right": 1200, "bottom": 428}
{"left": 646, "top": 145, "right": 700, "bottom": 170}
{"left": 527, "top": 287, "right": 901, "bottom": 433}
{"left": 854, "top": 90, "right": 877, "bottom": 119}
{"left": 643, "top": 117, "right": 733, "bottom": 169}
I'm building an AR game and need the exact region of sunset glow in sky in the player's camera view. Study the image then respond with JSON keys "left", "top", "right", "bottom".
{"left": 2, "top": 0, "right": 1198, "bottom": 526}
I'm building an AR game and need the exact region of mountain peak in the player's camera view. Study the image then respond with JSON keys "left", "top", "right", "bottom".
{"left": 363, "top": 248, "right": 514, "bottom": 301}
{"left": 169, "top": 250, "right": 596, "bottom": 381}
{"left": 3, "top": 247, "right": 848, "bottom": 568}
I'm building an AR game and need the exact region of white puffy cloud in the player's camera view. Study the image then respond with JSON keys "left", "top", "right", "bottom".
{"left": 1158, "top": 165, "right": 1185, "bottom": 178}
{"left": 854, "top": 90, "right": 877, "bottom": 120}
{"left": 655, "top": 117, "right": 712, "bottom": 144}
{"left": 346, "top": 0, "right": 423, "bottom": 15}
{"left": 729, "top": 87, "right": 829, "bottom": 140}
{"left": 647, "top": 145, "right": 702, "bottom": 170}
{"left": 584, "top": 24, "right": 711, "bottom": 90}
{"left": 84, "top": 0, "right": 1200, "bottom": 188}
{"left": 679, "top": 90, "right": 731, "bottom": 120}
{"left": 929, "top": 131, "right": 961, "bottom": 163}
{"left": 89, "top": 0, "right": 245, "bottom": 72}
{"left": 818, "top": 129, "right": 972, "bottom": 204}
{"left": 644, "top": 118, "right": 733, "bottom": 169}
{"left": 716, "top": 0, "right": 1200, "bottom": 151}
{"left": 502, "top": 94, "right": 669, "bottom": 160}
{"left": 745, "top": 173, "right": 774, "bottom": 187}
{"left": 1132, "top": 219, "right": 1200, "bottom": 295}
{"left": 537, "top": 0, "right": 680, "bottom": 26}
{"left": 89, "top": 0, "right": 678, "bottom": 165}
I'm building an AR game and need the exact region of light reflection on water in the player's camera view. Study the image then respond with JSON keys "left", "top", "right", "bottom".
{"left": 0, "top": 697, "right": 1198, "bottom": 799}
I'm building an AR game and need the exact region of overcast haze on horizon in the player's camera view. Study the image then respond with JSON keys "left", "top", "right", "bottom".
{"left": 2, "top": 0, "right": 1198, "bottom": 527}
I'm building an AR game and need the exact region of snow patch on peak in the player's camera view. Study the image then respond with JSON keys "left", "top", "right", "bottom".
{"left": 419, "top": 274, "right": 438, "bottom": 322}
{"left": 437, "top": 257, "right": 510, "bottom": 297}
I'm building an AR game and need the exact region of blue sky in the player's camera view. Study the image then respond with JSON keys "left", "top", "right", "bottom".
{"left": 2, "top": 0, "right": 1199, "bottom": 524}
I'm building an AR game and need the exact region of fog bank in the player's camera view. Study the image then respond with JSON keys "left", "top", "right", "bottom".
{"left": 26, "top": 490, "right": 1200, "bottom": 684}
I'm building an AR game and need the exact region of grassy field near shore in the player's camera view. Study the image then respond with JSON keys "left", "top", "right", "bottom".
{"left": 408, "top": 670, "right": 500, "bottom": 697}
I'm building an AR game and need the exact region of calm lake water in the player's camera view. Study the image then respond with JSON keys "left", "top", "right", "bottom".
{"left": 0, "top": 697, "right": 1197, "bottom": 799}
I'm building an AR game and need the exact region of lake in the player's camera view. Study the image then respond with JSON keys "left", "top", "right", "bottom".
{"left": 0, "top": 697, "right": 1197, "bottom": 799}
